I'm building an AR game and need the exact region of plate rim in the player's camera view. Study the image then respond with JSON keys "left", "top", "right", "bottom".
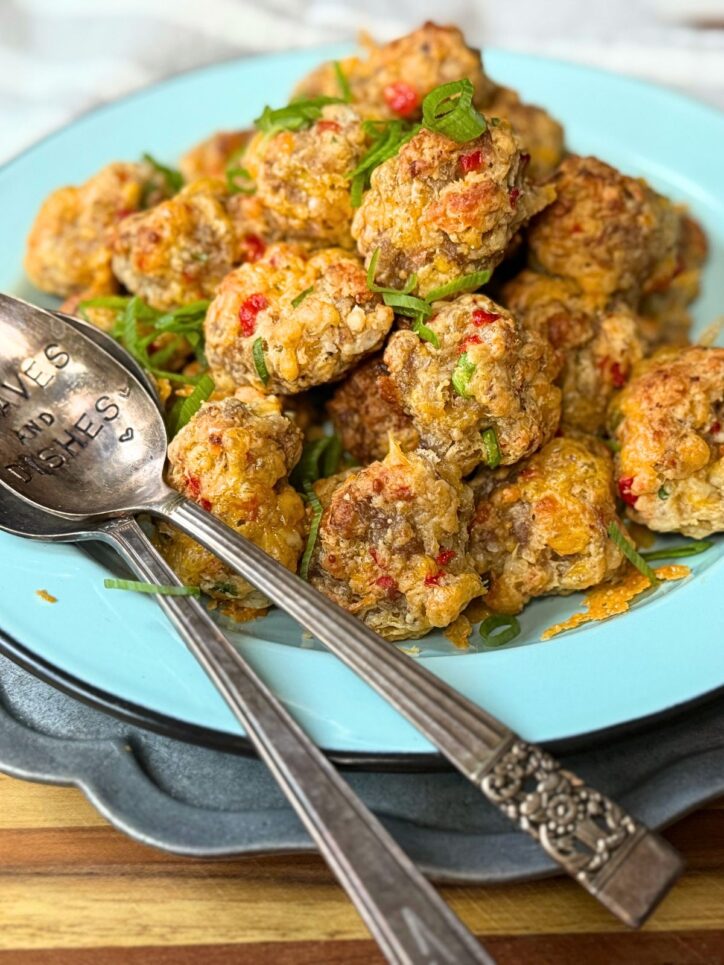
{"left": 2, "top": 45, "right": 724, "bottom": 766}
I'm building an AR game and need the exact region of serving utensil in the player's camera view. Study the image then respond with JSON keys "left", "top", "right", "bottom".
{"left": 0, "top": 293, "right": 683, "bottom": 926}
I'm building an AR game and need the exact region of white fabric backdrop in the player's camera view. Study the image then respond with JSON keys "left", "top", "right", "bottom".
{"left": 1, "top": 0, "right": 723, "bottom": 163}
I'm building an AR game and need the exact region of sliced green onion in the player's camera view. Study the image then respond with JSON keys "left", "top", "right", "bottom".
{"left": 425, "top": 269, "right": 492, "bottom": 302}
{"left": 291, "top": 286, "right": 314, "bottom": 308}
{"left": 104, "top": 579, "right": 200, "bottom": 597}
{"left": 226, "top": 165, "right": 255, "bottom": 195}
{"left": 479, "top": 614, "right": 520, "bottom": 647}
{"left": 382, "top": 292, "right": 432, "bottom": 319}
{"left": 77, "top": 295, "right": 132, "bottom": 320}
{"left": 167, "top": 374, "right": 215, "bottom": 437}
{"left": 349, "top": 120, "right": 420, "bottom": 207}
{"left": 300, "top": 482, "right": 323, "bottom": 580}
{"left": 252, "top": 337, "right": 269, "bottom": 385}
{"left": 658, "top": 486, "right": 669, "bottom": 500}
{"left": 210, "top": 581, "right": 238, "bottom": 596}
{"left": 291, "top": 437, "right": 332, "bottom": 490}
{"left": 481, "top": 427, "right": 501, "bottom": 469}
{"left": 603, "top": 438, "right": 622, "bottom": 454}
{"left": 641, "top": 540, "right": 713, "bottom": 561}
{"left": 608, "top": 521, "right": 658, "bottom": 586}
{"left": 366, "top": 248, "right": 417, "bottom": 295}
{"left": 321, "top": 434, "right": 342, "bottom": 477}
{"left": 421, "top": 79, "right": 487, "bottom": 143}
{"left": 334, "top": 61, "right": 352, "bottom": 102}
{"left": 451, "top": 353, "right": 476, "bottom": 398}
{"left": 142, "top": 153, "right": 184, "bottom": 194}
{"left": 411, "top": 320, "right": 439, "bottom": 348}
{"left": 254, "top": 96, "right": 345, "bottom": 135}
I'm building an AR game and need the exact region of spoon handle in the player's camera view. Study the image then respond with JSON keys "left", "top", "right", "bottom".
{"left": 100, "top": 514, "right": 491, "bottom": 965}
{"left": 160, "top": 493, "right": 683, "bottom": 927}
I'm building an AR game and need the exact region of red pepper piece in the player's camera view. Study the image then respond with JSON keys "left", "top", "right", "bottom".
{"left": 435, "top": 549, "right": 456, "bottom": 567}
{"left": 472, "top": 308, "right": 500, "bottom": 326}
{"left": 239, "top": 293, "right": 269, "bottom": 337}
{"left": 618, "top": 477, "right": 637, "bottom": 507}
{"left": 242, "top": 234, "right": 266, "bottom": 262}
{"left": 610, "top": 362, "right": 627, "bottom": 389}
{"left": 424, "top": 571, "right": 445, "bottom": 587}
{"left": 459, "top": 333, "right": 483, "bottom": 353}
{"left": 317, "top": 120, "right": 341, "bottom": 133}
{"left": 383, "top": 81, "right": 420, "bottom": 117}
{"left": 508, "top": 187, "right": 521, "bottom": 208}
{"left": 460, "top": 150, "right": 483, "bottom": 173}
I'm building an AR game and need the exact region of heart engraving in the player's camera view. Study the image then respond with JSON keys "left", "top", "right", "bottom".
{"left": 118, "top": 427, "right": 134, "bottom": 443}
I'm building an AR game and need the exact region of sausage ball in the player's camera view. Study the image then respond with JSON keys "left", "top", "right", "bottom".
{"left": 527, "top": 155, "right": 680, "bottom": 301}
{"left": 469, "top": 435, "right": 629, "bottom": 614}
{"left": 112, "top": 178, "right": 245, "bottom": 310}
{"left": 205, "top": 243, "right": 394, "bottom": 394}
{"left": 352, "top": 123, "right": 555, "bottom": 296}
{"left": 179, "top": 130, "right": 253, "bottom": 182}
{"left": 639, "top": 213, "right": 708, "bottom": 347}
{"left": 485, "top": 86, "right": 564, "bottom": 182}
{"left": 157, "top": 389, "right": 306, "bottom": 614}
{"left": 608, "top": 346, "right": 724, "bottom": 538}
{"left": 327, "top": 357, "right": 420, "bottom": 464}
{"left": 25, "top": 160, "right": 169, "bottom": 298}
{"left": 240, "top": 104, "right": 367, "bottom": 250}
{"left": 383, "top": 294, "right": 561, "bottom": 477}
{"left": 503, "top": 270, "right": 646, "bottom": 433}
{"left": 307, "top": 444, "right": 484, "bottom": 640}
{"left": 293, "top": 22, "right": 495, "bottom": 120}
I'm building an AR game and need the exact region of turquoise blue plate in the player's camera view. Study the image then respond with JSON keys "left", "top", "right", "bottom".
{"left": 1, "top": 46, "right": 723, "bottom": 759}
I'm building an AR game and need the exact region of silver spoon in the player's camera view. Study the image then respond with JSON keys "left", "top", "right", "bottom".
{"left": 0, "top": 293, "right": 682, "bottom": 926}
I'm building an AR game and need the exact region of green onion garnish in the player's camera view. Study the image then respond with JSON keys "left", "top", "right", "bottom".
{"left": 411, "top": 320, "right": 440, "bottom": 348}
{"left": 300, "top": 482, "right": 324, "bottom": 580}
{"left": 334, "top": 61, "right": 352, "bottom": 103}
{"left": 252, "top": 337, "right": 269, "bottom": 385}
{"left": 254, "top": 96, "right": 345, "bottom": 135}
{"left": 366, "top": 249, "right": 417, "bottom": 295}
{"left": 226, "top": 165, "right": 255, "bottom": 195}
{"left": 603, "top": 438, "right": 622, "bottom": 454}
{"left": 658, "top": 486, "right": 669, "bottom": 500}
{"left": 608, "top": 521, "right": 658, "bottom": 586}
{"left": 641, "top": 540, "right": 713, "bottom": 561}
{"left": 321, "top": 434, "right": 342, "bottom": 478}
{"left": 142, "top": 153, "right": 184, "bottom": 194}
{"left": 421, "top": 79, "right": 487, "bottom": 143}
{"left": 291, "top": 286, "right": 314, "bottom": 308}
{"left": 167, "top": 373, "right": 215, "bottom": 437}
{"left": 481, "top": 427, "right": 501, "bottom": 469}
{"left": 349, "top": 120, "right": 420, "bottom": 207}
{"left": 104, "top": 579, "right": 200, "bottom": 597}
{"left": 425, "top": 269, "right": 492, "bottom": 302}
{"left": 382, "top": 292, "right": 432, "bottom": 320}
{"left": 479, "top": 614, "right": 520, "bottom": 647}
{"left": 451, "top": 353, "right": 476, "bottom": 398}
{"left": 291, "top": 435, "right": 343, "bottom": 491}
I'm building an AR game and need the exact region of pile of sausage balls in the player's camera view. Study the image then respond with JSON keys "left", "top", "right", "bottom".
{"left": 25, "top": 23, "right": 721, "bottom": 641}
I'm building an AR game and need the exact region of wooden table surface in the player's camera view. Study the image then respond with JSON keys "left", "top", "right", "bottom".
{"left": 1, "top": 772, "right": 723, "bottom": 965}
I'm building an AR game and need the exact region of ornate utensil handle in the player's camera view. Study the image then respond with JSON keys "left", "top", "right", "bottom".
{"left": 100, "top": 515, "right": 492, "bottom": 965}
{"left": 159, "top": 493, "right": 683, "bottom": 926}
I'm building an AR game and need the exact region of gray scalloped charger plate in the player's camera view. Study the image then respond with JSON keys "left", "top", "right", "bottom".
{"left": 2, "top": 652, "right": 724, "bottom": 877}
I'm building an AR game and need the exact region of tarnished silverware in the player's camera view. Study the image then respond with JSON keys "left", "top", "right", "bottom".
{"left": 0, "top": 293, "right": 683, "bottom": 926}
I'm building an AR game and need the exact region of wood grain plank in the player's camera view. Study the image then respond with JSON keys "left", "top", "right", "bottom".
{"left": 0, "top": 774, "right": 105, "bottom": 828}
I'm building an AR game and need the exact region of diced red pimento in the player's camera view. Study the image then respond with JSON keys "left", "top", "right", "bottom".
{"left": 460, "top": 150, "right": 483, "bottom": 174}
{"left": 375, "top": 574, "right": 399, "bottom": 597}
{"left": 618, "top": 476, "right": 637, "bottom": 507}
{"left": 435, "top": 549, "right": 456, "bottom": 567}
{"left": 709, "top": 421, "right": 721, "bottom": 435}
{"left": 239, "top": 293, "right": 269, "bottom": 337}
{"left": 185, "top": 475, "right": 212, "bottom": 512}
{"left": 242, "top": 234, "right": 266, "bottom": 262}
{"left": 472, "top": 308, "right": 500, "bottom": 326}
{"left": 317, "top": 120, "right": 341, "bottom": 134}
{"left": 424, "top": 570, "right": 445, "bottom": 587}
{"left": 459, "top": 333, "right": 483, "bottom": 353}
{"left": 508, "top": 187, "right": 521, "bottom": 208}
{"left": 383, "top": 81, "right": 420, "bottom": 117}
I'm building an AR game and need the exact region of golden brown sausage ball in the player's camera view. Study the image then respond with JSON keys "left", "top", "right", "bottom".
{"left": 607, "top": 346, "right": 724, "bottom": 538}
{"left": 639, "top": 213, "right": 708, "bottom": 347}
{"left": 502, "top": 270, "right": 646, "bottom": 433}
{"left": 485, "top": 86, "right": 564, "bottom": 182}
{"left": 112, "top": 178, "right": 246, "bottom": 310}
{"left": 179, "top": 130, "right": 253, "bottom": 182}
{"left": 352, "top": 123, "right": 555, "bottom": 296}
{"left": 326, "top": 357, "right": 419, "bottom": 464}
{"left": 527, "top": 155, "right": 680, "bottom": 301}
{"left": 25, "top": 160, "right": 169, "bottom": 298}
{"left": 157, "top": 389, "right": 305, "bottom": 615}
{"left": 293, "top": 22, "right": 495, "bottom": 120}
{"left": 307, "top": 443, "right": 484, "bottom": 640}
{"left": 383, "top": 294, "right": 561, "bottom": 477}
{"left": 469, "top": 435, "right": 629, "bottom": 614}
{"left": 205, "top": 243, "right": 394, "bottom": 395}
{"left": 240, "top": 104, "right": 367, "bottom": 250}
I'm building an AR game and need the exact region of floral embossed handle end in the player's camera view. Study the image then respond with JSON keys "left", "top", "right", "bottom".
{"left": 479, "top": 738, "right": 683, "bottom": 927}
